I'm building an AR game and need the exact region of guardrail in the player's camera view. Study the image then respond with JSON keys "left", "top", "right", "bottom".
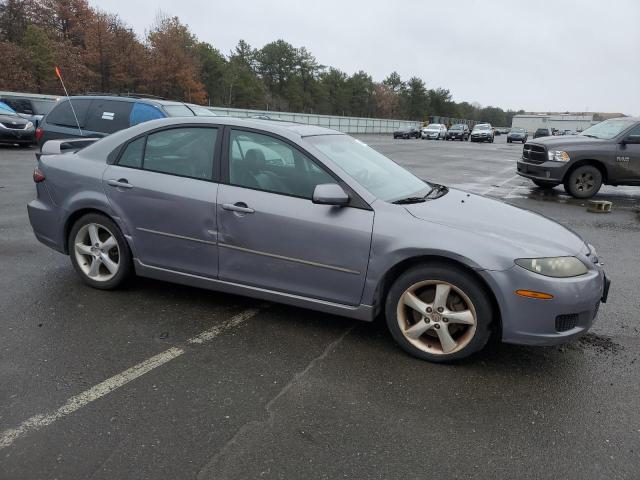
{"left": 0, "top": 91, "right": 421, "bottom": 134}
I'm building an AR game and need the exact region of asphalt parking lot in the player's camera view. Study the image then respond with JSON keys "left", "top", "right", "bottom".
{"left": 1, "top": 135, "right": 639, "bottom": 479}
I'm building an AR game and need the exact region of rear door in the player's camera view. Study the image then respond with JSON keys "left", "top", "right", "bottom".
{"left": 103, "top": 125, "right": 221, "bottom": 277}
{"left": 217, "top": 128, "right": 374, "bottom": 306}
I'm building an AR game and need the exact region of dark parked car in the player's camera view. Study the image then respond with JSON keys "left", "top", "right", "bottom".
{"left": 507, "top": 127, "right": 528, "bottom": 143}
{"left": 0, "top": 101, "right": 36, "bottom": 146}
{"left": 0, "top": 94, "right": 57, "bottom": 127}
{"left": 470, "top": 123, "right": 494, "bottom": 142}
{"left": 533, "top": 127, "right": 553, "bottom": 139}
{"left": 393, "top": 126, "right": 421, "bottom": 139}
{"left": 36, "top": 95, "right": 203, "bottom": 147}
{"left": 517, "top": 117, "right": 640, "bottom": 198}
{"left": 445, "top": 124, "right": 469, "bottom": 141}
{"left": 28, "top": 116, "right": 608, "bottom": 362}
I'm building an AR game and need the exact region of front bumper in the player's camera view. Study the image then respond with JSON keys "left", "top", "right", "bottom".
{"left": 422, "top": 132, "right": 439, "bottom": 139}
{"left": 480, "top": 262, "right": 607, "bottom": 346}
{"left": 0, "top": 128, "right": 35, "bottom": 143}
{"left": 517, "top": 159, "right": 570, "bottom": 182}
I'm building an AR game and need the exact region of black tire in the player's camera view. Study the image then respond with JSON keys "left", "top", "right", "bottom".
{"left": 531, "top": 179, "right": 559, "bottom": 189}
{"left": 68, "top": 213, "right": 133, "bottom": 290}
{"left": 563, "top": 165, "right": 603, "bottom": 199}
{"left": 385, "top": 264, "right": 494, "bottom": 363}
{"left": 507, "top": 139, "right": 511, "bottom": 143}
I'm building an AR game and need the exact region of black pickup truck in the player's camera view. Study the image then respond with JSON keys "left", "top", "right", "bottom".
{"left": 517, "top": 117, "right": 640, "bottom": 198}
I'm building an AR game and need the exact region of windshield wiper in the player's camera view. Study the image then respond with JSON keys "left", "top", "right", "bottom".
{"left": 424, "top": 184, "right": 448, "bottom": 199}
{"left": 392, "top": 196, "right": 427, "bottom": 204}
{"left": 582, "top": 134, "right": 599, "bottom": 138}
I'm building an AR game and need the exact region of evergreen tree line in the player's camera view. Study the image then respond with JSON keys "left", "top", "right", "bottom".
{"left": 0, "top": 0, "right": 523, "bottom": 125}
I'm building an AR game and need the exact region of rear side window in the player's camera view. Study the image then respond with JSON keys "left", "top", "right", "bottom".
{"left": 143, "top": 127, "right": 217, "bottom": 180}
{"left": 130, "top": 102, "right": 165, "bottom": 126}
{"left": 118, "top": 137, "right": 145, "bottom": 168}
{"left": 45, "top": 99, "right": 92, "bottom": 128}
{"left": 84, "top": 100, "right": 133, "bottom": 134}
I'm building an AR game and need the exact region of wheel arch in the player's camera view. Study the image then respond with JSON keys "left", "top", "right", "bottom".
{"left": 374, "top": 255, "right": 503, "bottom": 335}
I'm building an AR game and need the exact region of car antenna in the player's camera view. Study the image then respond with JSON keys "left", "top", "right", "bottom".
{"left": 55, "top": 66, "right": 83, "bottom": 137}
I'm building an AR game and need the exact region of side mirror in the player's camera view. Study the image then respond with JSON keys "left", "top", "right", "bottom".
{"left": 622, "top": 134, "right": 640, "bottom": 145}
{"left": 312, "top": 183, "right": 350, "bottom": 206}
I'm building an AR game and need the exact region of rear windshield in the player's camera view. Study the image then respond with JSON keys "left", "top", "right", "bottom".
{"left": 163, "top": 104, "right": 196, "bottom": 117}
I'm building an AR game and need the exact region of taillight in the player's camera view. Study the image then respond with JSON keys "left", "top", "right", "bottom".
{"left": 33, "top": 168, "right": 45, "bottom": 183}
{"left": 35, "top": 127, "right": 44, "bottom": 142}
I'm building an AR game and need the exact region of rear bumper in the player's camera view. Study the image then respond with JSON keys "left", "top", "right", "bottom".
{"left": 517, "top": 160, "right": 570, "bottom": 182}
{"left": 27, "top": 196, "right": 66, "bottom": 254}
{"left": 480, "top": 263, "right": 607, "bottom": 346}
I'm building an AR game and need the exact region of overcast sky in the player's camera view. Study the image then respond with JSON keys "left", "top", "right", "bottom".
{"left": 92, "top": 0, "right": 639, "bottom": 115}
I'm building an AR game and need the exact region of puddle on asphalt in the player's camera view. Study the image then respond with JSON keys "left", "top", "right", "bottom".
{"left": 573, "top": 332, "right": 624, "bottom": 355}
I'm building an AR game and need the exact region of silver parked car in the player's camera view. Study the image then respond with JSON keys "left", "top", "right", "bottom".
{"left": 421, "top": 123, "right": 447, "bottom": 140}
{"left": 28, "top": 117, "right": 609, "bottom": 362}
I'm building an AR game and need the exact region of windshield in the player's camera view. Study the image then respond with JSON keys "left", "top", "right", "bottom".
{"left": 188, "top": 105, "right": 217, "bottom": 116}
{"left": 511, "top": 128, "right": 524, "bottom": 133}
{"left": 425, "top": 124, "right": 440, "bottom": 129}
{"left": 0, "top": 102, "right": 17, "bottom": 115}
{"left": 163, "top": 104, "right": 196, "bottom": 117}
{"left": 306, "top": 135, "right": 429, "bottom": 202}
{"left": 474, "top": 125, "right": 490, "bottom": 131}
{"left": 580, "top": 118, "right": 636, "bottom": 139}
{"left": 450, "top": 125, "right": 463, "bottom": 130}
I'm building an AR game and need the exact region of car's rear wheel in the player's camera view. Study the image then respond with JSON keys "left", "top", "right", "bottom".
{"left": 385, "top": 265, "right": 493, "bottom": 362}
{"left": 68, "top": 213, "right": 133, "bottom": 290}
{"left": 564, "top": 165, "right": 603, "bottom": 199}
{"left": 531, "top": 179, "right": 559, "bottom": 189}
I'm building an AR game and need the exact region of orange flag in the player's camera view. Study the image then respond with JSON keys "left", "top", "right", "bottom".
{"left": 55, "top": 66, "right": 62, "bottom": 79}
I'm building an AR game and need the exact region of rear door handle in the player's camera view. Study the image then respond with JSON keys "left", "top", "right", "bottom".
{"left": 222, "top": 202, "right": 255, "bottom": 214}
{"left": 107, "top": 179, "right": 133, "bottom": 189}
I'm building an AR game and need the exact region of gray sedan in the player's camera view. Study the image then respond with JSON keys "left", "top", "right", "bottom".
{"left": 27, "top": 117, "right": 609, "bottom": 362}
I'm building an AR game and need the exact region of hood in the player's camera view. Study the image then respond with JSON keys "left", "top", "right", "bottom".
{"left": 529, "top": 135, "right": 605, "bottom": 148}
{"left": 403, "top": 188, "right": 585, "bottom": 260}
{"left": 0, "top": 114, "right": 28, "bottom": 126}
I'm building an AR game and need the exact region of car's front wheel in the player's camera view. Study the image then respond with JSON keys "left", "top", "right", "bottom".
{"left": 68, "top": 213, "right": 133, "bottom": 290}
{"left": 564, "top": 165, "right": 603, "bottom": 199}
{"left": 385, "top": 264, "right": 493, "bottom": 362}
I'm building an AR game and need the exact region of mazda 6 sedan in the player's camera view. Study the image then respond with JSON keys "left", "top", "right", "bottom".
{"left": 27, "top": 117, "right": 610, "bottom": 362}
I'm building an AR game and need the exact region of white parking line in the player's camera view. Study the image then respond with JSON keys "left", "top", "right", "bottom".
{"left": 0, "top": 308, "right": 261, "bottom": 450}
{"left": 480, "top": 173, "right": 520, "bottom": 196}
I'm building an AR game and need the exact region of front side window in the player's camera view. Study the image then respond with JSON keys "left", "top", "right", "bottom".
{"left": 127, "top": 127, "right": 218, "bottom": 180}
{"left": 306, "top": 135, "right": 428, "bottom": 202}
{"left": 229, "top": 129, "right": 334, "bottom": 198}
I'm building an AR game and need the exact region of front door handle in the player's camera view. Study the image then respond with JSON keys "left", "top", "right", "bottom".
{"left": 222, "top": 202, "right": 255, "bottom": 214}
{"left": 107, "top": 178, "right": 133, "bottom": 189}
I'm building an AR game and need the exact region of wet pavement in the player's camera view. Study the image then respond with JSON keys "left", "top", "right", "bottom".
{"left": 1, "top": 136, "right": 639, "bottom": 479}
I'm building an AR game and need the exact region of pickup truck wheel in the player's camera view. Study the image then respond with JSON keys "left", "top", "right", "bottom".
{"left": 531, "top": 179, "right": 559, "bottom": 189}
{"left": 386, "top": 265, "right": 493, "bottom": 363}
{"left": 564, "top": 165, "right": 602, "bottom": 199}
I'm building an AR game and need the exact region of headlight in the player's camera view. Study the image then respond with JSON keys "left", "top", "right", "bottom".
{"left": 515, "top": 256, "right": 588, "bottom": 278}
{"left": 547, "top": 150, "right": 570, "bottom": 162}
{"left": 26, "top": 121, "right": 34, "bottom": 130}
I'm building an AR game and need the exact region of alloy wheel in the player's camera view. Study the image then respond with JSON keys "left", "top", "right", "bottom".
{"left": 574, "top": 172, "right": 595, "bottom": 192}
{"left": 396, "top": 280, "right": 477, "bottom": 355}
{"left": 73, "top": 223, "right": 120, "bottom": 282}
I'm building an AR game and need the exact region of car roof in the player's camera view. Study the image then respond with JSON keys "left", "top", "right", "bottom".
{"left": 79, "top": 116, "right": 345, "bottom": 159}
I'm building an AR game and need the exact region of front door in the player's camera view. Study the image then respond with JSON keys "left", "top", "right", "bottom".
{"left": 616, "top": 125, "right": 640, "bottom": 183}
{"left": 103, "top": 126, "right": 221, "bottom": 278}
{"left": 217, "top": 128, "right": 374, "bottom": 306}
